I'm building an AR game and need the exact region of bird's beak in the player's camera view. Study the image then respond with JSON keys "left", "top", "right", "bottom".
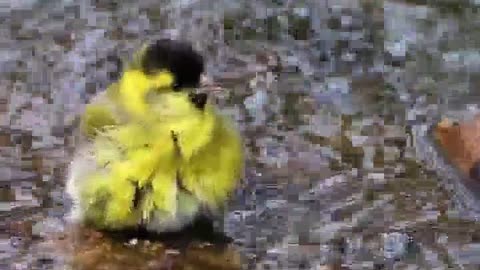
{"left": 189, "top": 92, "right": 208, "bottom": 109}
{"left": 200, "top": 74, "right": 223, "bottom": 93}
{"left": 200, "top": 74, "right": 213, "bottom": 87}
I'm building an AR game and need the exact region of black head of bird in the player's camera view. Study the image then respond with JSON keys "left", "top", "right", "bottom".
{"left": 141, "top": 39, "right": 205, "bottom": 90}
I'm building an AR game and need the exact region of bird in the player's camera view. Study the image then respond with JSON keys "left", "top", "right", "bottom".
{"left": 65, "top": 39, "right": 244, "bottom": 235}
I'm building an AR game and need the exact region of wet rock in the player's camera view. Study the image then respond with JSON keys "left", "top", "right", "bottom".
{"left": 367, "top": 172, "right": 386, "bottom": 185}
{"left": 259, "top": 247, "right": 288, "bottom": 269}
{"left": 7, "top": 220, "right": 33, "bottom": 239}
{"left": 123, "top": 15, "right": 151, "bottom": 38}
{"left": 442, "top": 50, "right": 480, "bottom": 73}
{"left": 382, "top": 232, "right": 409, "bottom": 260}
{"left": 244, "top": 90, "right": 268, "bottom": 124}
{"left": 299, "top": 114, "right": 340, "bottom": 138}
{"left": 126, "top": 238, "right": 139, "bottom": 246}
{"left": 0, "top": 238, "right": 18, "bottom": 261}
{"left": 31, "top": 218, "right": 65, "bottom": 239}
{"left": 256, "top": 137, "right": 289, "bottom": 168}
{"left": 282, "top": 54, "right": 301, "bottom": 73}
{"left": 299, "top": 174, "right": 350, "bottom": 201}
{"left": 420, "top": 246, "right": 445, "bottom": 269}
{"left": 308, "top": 222, "right": 347, "bottom": 244}
{"left": 0, "top": 50, "right": 22, "bottom": 74}
{"left": 0, "top": 167, "right": 37, "bottom": 182}
{"left": 325, "top": 77, "right": 351, "bottom": 95}
{"left": 385, "top": 39, "right": 408, "bottom": 66}
{"left": 448, "top": 243, "right": 480, "bottom": 265}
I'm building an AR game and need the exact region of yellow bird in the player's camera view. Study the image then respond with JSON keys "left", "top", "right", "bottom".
{"left": 65, "top": 39, "right": 244, "bottom": 234}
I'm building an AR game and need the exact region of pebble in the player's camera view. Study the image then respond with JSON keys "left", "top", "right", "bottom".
{"left": 31, "top": 218, "right": 65, "bottom": 238}
{"left": 448, "top": 243, "right": 480, "bottom": 265}
{"left": 442, "top": 50, "right": 480, "bottom": 73}
{"left": 325, "top": 77, "right": 350, "bottom": 95}
{"left": 127, "top": 238, "right": 138, "bottom": 246}
{"left": 165, "top": 249, "right": 180, "bottom": 256}
{"left": 0, "top": 167, "right": 37, "bottom": 182}
{"left": 382, "top": 232, "right": 409, "bottom": 260}
{"left": 196, "top": 242, "right": 213, "bottom": 248}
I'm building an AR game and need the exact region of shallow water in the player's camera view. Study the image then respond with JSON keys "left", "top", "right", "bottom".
{"left": 1, "top": 0, "right": 480, "bottom": 269}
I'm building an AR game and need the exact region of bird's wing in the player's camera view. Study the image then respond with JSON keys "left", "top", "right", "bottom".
{"left": 179, "top": 113, "right": 244, "bottom": 209}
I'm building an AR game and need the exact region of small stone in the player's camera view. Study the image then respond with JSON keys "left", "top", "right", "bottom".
{"left": 197, "top": 242, "right": 213, "bottom": 248}
{"left": 449, "top": 243, "right": 480, "bottom": 265}
{"left": 367, "top": 173, "right": 385, "bottom": 184}
{"left": 382, "top": 232, "right": 409, "bottom": 260}
{"left": 127, "top": 238, "right": 138, "bottom": 246}
{"left": 31, "top": 218, "right": 64, "bottom": 238}
{"left": 165, "top": 249, "right": 180, "bottom": 255}
{"left": 0, "top": 167, "right": 36, "bottom": 182}
{"left": 325, "top": 77, "right": 350, "bottom": 94}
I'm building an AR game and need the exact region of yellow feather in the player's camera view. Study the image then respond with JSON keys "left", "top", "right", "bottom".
{"left": 126, "top": 42, "right": 149, "bottom": 70}
{"left": 118, "top": 70, "right": 151, "bottom": 117}
{"left": 175, "top": 105, "right": 216, "bottom": 161}
{"left": 78, "top": 171, "right": 138, "bottom": 229}
{"left": 128, "top": 132, "right": 178, "bottom": 187}
{"left": 151, "top": 170, "right": 178, "bottom": 216}
{"left": 80, "top": 104, "right": 117, "bottom": 138}
{"left": 179, "top": 112, "right": 244, "bottom": 207}
{"left": 118, "top": 70, "right": 175, "bottom": 118}
{"left": 149, "top": 93, "right": 216, "bottom": 160}
{"left": 139, "top": 191, "right": 155, "bottom": 222}
{"left": 150, "top": 71, "right": 175, "bottom": 90}
{"left": 100, "top": 123, "right": 150, "bottom": 149}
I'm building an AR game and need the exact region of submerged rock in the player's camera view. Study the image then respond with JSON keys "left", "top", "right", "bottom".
{"left": 0, "top": 167, "right": 37, "bottom": 182}
{"left": 382, "top": 232, "right": 409, "bottom": 260}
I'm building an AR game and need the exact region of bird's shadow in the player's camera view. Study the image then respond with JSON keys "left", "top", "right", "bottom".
{"left": 101, "top": 214, "right": 233, "bottom": 249}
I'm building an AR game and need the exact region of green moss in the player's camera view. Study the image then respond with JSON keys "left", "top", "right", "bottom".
{"left": 145, "top": 8, "right": 168, "bottom": 28}
{"left": 341, "top": 115, "right": 353, "bottom": 131}
{"left": 404, "top": 159, "right": 423, "bottom": 179}
{"left": 303, "top": 133, "right": 330, "bottom": 146}
{"left": 402, "top": 0, "right": 475, "bottom": 15}
{"left": 0, "top": 184, "right": 14, "bottom": 202}
{"left": 385, "top": 83, "right": 396, "bottom": 93}
{"left": 242, "top": 27, "right": 258, "bottom": 40}
{"left": 339, "top": 136, "right": 364, "bottom": 169}
{"left": 329, "top": 159, "right": 344, "bottom": 172}
{"left": 8, "top": 71, "right": 27, "bottom": 82}
{"left": 265, "top": 16, "right": 282, "bottom": 40}
{"left": 363, "top": 188, "right": 377, "bottom": 202}
{"left": 223, "top": 17, "right": 236, "bottom": 30}
{"left": 373, "top": 147, "right": 384, "bottom": 168}
{"left": 283, "top": 93, "right": 306, "bottom": 126}
{"left": 288, "top": 16, "right": 311, "bottom": 40}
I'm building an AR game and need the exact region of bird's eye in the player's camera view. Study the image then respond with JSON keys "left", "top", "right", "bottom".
{"left": 170, "top": 131, "right": 178, "bottom": 142}
{"left": 189, "top": 92, "right": 208, "bottom": 110}
{"left": 173, "top": 83, "right": 181, "bottom": 92}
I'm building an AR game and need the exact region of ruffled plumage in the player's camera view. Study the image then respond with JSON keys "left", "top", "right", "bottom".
{"left": 66, "top": 41, "right": 243, "bottom": 233}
